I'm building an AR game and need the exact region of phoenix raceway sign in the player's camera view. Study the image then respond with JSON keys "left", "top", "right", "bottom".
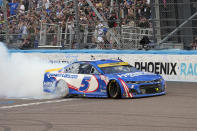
{"left": 23, "top": 53, "right": 197, "bottom": 82}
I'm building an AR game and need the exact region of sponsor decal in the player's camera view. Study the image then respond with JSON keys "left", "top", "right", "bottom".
{"left": 98, "top": 62, "right": 129, "bottom": 68}
{"left": 135, "top": 62, "right": 177, "bottom": 75}
{"left": 43, "top": 82, "right": 56, "bottom": 92}
{"left": 100, "top": 89, "right": 106, "bottom": 93}
{"left": 48, "top": 73, "right": 78, "bottom": 79}
{"left": 49, "top": 60, "right": 70, "bottom": 64}
{"left": 117, "top": 72, "right": 152, "bottom": 78}
{"left": 180, "top": 63, "right": 197, "bottom": 76}
{"left": 65, "top": 54, "right": 78, "bottom": 62}
{"left": 49, "top": 54, "right": 79, "bottom": 64}
{"left": 43, "top": 82, "right": 54, "bottom": 87}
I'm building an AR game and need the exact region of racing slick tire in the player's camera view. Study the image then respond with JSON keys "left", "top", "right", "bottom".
{"left": 107, "top": 80, "right": 121, "bottom": 99}
{"left": 55, "top": 80, "right": 69, "bottom": 98}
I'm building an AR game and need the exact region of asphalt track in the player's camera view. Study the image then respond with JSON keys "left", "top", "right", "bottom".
{"left": 0, "top": 82, "right": 197, "bottom": 131}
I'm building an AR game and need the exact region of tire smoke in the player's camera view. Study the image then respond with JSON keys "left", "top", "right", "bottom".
{"left": 0, "top": 42, "right": 61, "bottom": 99}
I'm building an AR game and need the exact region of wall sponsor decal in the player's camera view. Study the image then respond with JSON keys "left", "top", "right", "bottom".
{"left": 20, "top": 53, "right": 197, "bottom": 82}
{"left": 134, "top": 62, "right": 177, "bottom": 75}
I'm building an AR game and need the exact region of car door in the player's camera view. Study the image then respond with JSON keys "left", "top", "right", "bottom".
{"left": 77, "top": 63, "right": 100, "bottom": 93}
{"left": 61, "top": 63, "right": 101, "bottom": 95}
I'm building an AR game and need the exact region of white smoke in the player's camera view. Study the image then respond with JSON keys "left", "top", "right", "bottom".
{"left": 0, "top": 42, "right": 61, "bottom": 99}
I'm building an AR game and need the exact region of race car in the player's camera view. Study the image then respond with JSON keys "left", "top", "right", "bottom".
{"left": 43, "top": 59, "right": 166, "bottom": 98}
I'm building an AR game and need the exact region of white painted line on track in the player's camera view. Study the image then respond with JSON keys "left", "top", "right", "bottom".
{"left": 0, "top": 99, "right": 76, "bottom": 109}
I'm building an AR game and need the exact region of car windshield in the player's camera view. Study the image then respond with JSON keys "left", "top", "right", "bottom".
{"left": 101, "top": 65, "right": 139, "bottom": 74}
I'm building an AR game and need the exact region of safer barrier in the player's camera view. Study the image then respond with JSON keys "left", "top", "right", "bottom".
{"left": 9, "top": 49, "right": 197, "bottom": 82}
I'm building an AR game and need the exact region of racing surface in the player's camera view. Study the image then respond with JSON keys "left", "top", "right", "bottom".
{"left": 0, "top": 81, "right": 197, "bottom": 131}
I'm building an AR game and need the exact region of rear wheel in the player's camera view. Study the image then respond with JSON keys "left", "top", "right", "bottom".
{"left": 55, "top": 80, "right": 69, "bottom": 98}
{"left": 107, "top": 80, "right": 121, "bottom": 99}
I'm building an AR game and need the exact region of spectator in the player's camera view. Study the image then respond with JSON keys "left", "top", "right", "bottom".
{"left": 138, "top": 17, "right": 150, "bottom": 28}
{"left": 95, "top": 22, "right": 104, "bottom": 45}
{"left": 8, "top": 0, "right": 19, "bottom": 16}
{"left": 140, "top": 36, "right": 151, "bottom": 49}
{"left": 192, "top": 37, "right": 197, "bottom": 50}
{"left": 23, "top": 0, "right": 29, "bottom": 11}
{"left": 19, "top": 1, "right": 25, "bottom": 14}
{"left": 0, "top": 0, "right": 3, "bottom": 6}
{"left": 19, "top": 35, "right": 31, "bottom": 49}
{"left": 0, "top": 0, "right": 153, "bottom": 48}
{"left": 44, "top": 0, "right": 50, "bottom": 10}
{"left": 108, "top": 12, "right": 117, "bottom": 28}
{"left": 19, "top": 21, "right": 28, "bottom": 40}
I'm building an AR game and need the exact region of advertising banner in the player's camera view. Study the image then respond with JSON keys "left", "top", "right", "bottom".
{"left": 22, "top": 53, "right": 197, "bottom": 82}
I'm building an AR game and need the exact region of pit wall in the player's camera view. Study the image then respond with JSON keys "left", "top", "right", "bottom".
{"left": 9, "top": 49, "right": 197, "bottom": 82}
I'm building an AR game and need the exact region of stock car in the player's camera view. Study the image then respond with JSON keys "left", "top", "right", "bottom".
{"left": 43, "top": 59, "right": 166, "bottom": 98}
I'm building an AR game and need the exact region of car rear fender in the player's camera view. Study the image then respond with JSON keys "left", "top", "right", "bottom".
{"left": 43, "top": 72, "right": 57, "bottom": 93}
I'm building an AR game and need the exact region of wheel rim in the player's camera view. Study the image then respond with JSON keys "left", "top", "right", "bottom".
{"left": 109, "top": 82, "right": 118, "bottom": 98}
{"left": 56, "top": 80, "right": 68, "bottom": 97}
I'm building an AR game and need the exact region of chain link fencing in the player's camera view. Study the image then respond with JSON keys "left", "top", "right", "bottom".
{"left": 39, "top": 23, "right": 62, "bottom": 48}
{"left": 151, "top": 0, "right": 197, "bottom": 49}
{"left": 1, "top": 0, "right": 197, "bottom": 50}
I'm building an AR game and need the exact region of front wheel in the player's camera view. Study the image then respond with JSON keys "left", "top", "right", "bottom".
{"left": 107, "top": 80, "right": 121, "bottom": 99}
{"left": 55, "top": 80, "right": 69, "bottom": 98}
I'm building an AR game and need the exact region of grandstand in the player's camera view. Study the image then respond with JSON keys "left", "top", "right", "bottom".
{"left": 0, "top": 0, "right": 197, "bottom": 50}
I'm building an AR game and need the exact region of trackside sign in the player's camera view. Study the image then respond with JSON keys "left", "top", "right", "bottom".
{"left": 134, "top": 62, "right": 177, "bottom": 75}
{"left": 18, "top": 53, "right": 197, "bottom": 82}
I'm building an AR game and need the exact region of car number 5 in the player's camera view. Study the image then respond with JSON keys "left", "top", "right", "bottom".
{"left": 79, "top": 76, "right": 91, "bottom": 92}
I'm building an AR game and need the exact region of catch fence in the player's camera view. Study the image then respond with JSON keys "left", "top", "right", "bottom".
{"left": 1, "top": 0, "right": 197, "bottom": 50}
{"left": 151, "top": 0, "right": 197, "bottom": 49}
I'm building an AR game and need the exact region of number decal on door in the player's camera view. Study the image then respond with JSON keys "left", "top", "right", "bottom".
{"left": 79, "top": 76, "right": 91, "bottom": 92}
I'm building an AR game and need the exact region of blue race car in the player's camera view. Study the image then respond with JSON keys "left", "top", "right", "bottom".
{"left": 43, "top": 59, "right": 166, "bottom": 98}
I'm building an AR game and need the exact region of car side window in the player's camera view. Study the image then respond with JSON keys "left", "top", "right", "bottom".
{"left": 90, "top": 67, "right": 100, "bottom": 75}
{"left": 78, "top": 64, "right": 91, "bottom": 74}
{"left": 63, "top": 63, "right": 80, "bottom": 74}
{"left": 78, "top": 64, "right": 100, "bottom": 74}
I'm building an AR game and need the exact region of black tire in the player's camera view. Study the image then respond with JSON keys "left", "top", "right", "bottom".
{"left": 107, "top": 80, "right": 121, "bottom": 99}
{"left": 55, "top": 80, "right": 69, "bottom": 98}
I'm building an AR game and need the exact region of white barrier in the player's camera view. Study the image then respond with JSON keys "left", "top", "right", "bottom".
{"left": 20, "top": 52, "right": 197, "bottom": 82}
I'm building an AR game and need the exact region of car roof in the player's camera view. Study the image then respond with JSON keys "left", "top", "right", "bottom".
{"left": 76, "top": 59, "right": 123, "bottom": 65}
{"left": 92, "top": 59, "right": 123, "bottom": 65}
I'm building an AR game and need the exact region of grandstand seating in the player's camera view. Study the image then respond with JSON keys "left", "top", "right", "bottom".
{"left": 0, "top": 0, "right": 152, "bottom": 49}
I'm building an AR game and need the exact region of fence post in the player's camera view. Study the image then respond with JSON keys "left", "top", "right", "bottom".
{"left": 63, "top": 22, "right": 68, "bottom": 48}
{"left": 57, "top": 24, "right": 61, "bottom": 47}
{"left": 74, "top": 0, "right": 80, "bottom": 48}
{"left": 84, "top": 25, "right": 88, "bottom": 44}
{"left": 39, "top": 22, "right": 42, "bottom": 46}
{"left": 3, "top": 0, "right": 8, "bottom": 44}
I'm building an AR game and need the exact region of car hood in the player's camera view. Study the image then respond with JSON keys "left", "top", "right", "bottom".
{"left": 112, "top": 71, "right": 162, "bottom": 82}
